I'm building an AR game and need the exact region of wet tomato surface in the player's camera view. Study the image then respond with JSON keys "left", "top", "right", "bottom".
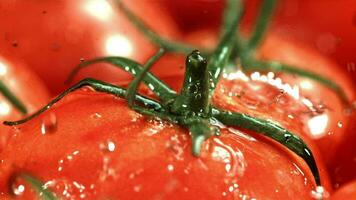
{"left": 0, "top": 56, "right": 50, "bottom": 151}
{"left": 0, "top": 0, "right": 182, "bottom": 94}
{"left": 0, "top": 71, "right": 331, "bottom": 199}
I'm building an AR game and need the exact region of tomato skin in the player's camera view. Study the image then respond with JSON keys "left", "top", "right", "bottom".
{"left": 184, "top": 29, "right": 355, "bottom": 168}
{"left": 0, "top": 56, "right": 50, "bottom": 151}
{"left": 0, "top": 73, "right": 331, "bottom": 199}
{"left": 331, "top": 181, "right": 356, "bottom": 200}
{"left": 0, "top": 0, "right": 182, "bottom": 94}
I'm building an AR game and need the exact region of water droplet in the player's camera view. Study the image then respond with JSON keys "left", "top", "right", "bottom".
{"left": 311, "top": 186, "right": 328, "bottom": 200}
{"left": 133, "top": 185, "right": 142, "bottom": 192}
{"left": 99, "top": 140, "right": 116, "bottom": 152}
{"left": 41, "top": 113, "right": 57, "bottom": 135}
{"left": 90, "top": 113, "right": 102, "bottom": 119}
{"left": 167, "top": 164, "right": 174, "bottom": 172}
{"left": 80, "top": 58, "right": 85, "bottom": 62}
{"left": 10, "top": 177, "right": 26, "bottom": 196}
{"left": 337, "top": 121, "right": 343, "bottom": 128}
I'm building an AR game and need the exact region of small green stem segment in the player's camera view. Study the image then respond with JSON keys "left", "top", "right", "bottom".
{"left": 242, "top": 60, "right": 349, "bottom": 104}
{"left": 171, "top": 50, "right": 210, "bottom": 116}
{"left": 0, "top": 80, "right": 27, "bottom": 114}
{"left": 208, "top": 0, "right": 243, "bottom": 92}
{"left": 114, "top": 0, "right": 198, "bottom": 54}
{"left": 247, "top": 0, "right": 276, "bottom": 51}
{"left": 126, "top": 48, "right": 165, "bottom": 107}
{"left": 212, "top": 108, "right": 321, "bottom": 185}
{"left": 4, "top": 78, "right": 163, "bottom": 126}
{"left": 10, "top": 173, "right": 57, "bottom": 200}
{"left": 67, "top": 56, "right": 176, "bottom": 102}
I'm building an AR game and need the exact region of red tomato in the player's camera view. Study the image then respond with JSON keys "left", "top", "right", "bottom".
{"left": 0, "top": 56, "right": 50, "bottom": 150}
{"left": 329, "top": 112, "right": 356, "bottom": 188}
{"left": 0, "top": 72, "right": 331, "bottom": 199}
{"left": 162, "top": 0, "right": 356, "bottom": 82}
{"left": 184, "top": 29, "right": 355, "bottom": 168}
{"left": 330, "top": 181, "right": 356, "bottom": 200}
{"left": 0, "top": 0, "right": 183, "bottom": 94}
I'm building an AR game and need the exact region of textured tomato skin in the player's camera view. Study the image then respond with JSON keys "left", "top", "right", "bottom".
{"left": 330, "top": 181, "right": 356, "bottom": 200}
{"left": 185, "top": 29, "right": 355, "bottom": 168}
{"left": 0, "top": 56, "right": 50, "bottom": 151}
{"left": 162, "top": 0, "right": 356, "bottom": 82}
{"left": 0, "top": 72, "right": 332, "bottom": 199}
{"left": 0, "top": 0, "right": 183, "bottom": 94}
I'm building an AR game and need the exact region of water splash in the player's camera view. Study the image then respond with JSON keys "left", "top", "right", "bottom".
{"left": 40, "top": 112, "right": 57, "bottom": 135}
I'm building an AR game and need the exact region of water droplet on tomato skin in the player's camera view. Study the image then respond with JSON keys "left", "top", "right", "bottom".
{"left": 99, "top": 140, "right": 116, "bottom": 152}
{"left": 9, "top": 176, "right": 26, "bottom": 196}
{"left": 40, "top": 112, "right": 57, "bottom": 135}
{"left": 310, "top": 186, "right": 329, "bottom": 200}
{"left": 90, "top": 112, "right": 102, "bottom": 119}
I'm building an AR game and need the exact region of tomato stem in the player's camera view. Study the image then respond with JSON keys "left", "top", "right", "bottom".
{"left": 247, "top": 0, "right": 276, "bottom": 52}
{"left": 9, "top": 173, "right": 57, "bottom": 200}
{"left": 126, "top": 48, "right": 165, "bottom": 107}
{"left": 67, "top": 56, "right": 177, "bottom": 102}
{"left": 0, "top": 80, "right": 27, "bottom": 115}
{"left": 171, "top": 50, "right": 210, "bottom": 116}
{"left": 114, "top": 0, "right": 200, "bottom": 54}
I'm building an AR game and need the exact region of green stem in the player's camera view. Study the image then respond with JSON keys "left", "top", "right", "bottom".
{"left": 13, "top": 173, "right": 57, "bottom": 200}
{"left": 208, "top": 0, "right": 243, "bottom": 92}
{"left": 4, "top": 78, "right": 163, "bottom": 126}
{"left": 247, "top": 0, "right": 276, "bottom": 51}
{"left": 126, "top": 48, "right": 165, "bottom": 107}
{"left": 212, "top": 107, "right": 321, "bottom": 186}
{"left": 114, "top": 0, "right": 199, "bottom": 54}
{"left": 67, "top": 56, "right": 176, "bottom": 102}
{"left": 0, "top": 80, "right": 27, "bottom": 114}
{"left": 242, "top": 60, "right": 349, "bottom": 104}
{"left": 171, "top": 50, "right": 210, "bottom": 116}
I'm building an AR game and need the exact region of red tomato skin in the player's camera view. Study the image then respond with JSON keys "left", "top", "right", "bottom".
{"left": 184, "top": 29, "right": 355, "bottom": 167}
{"left": 331, "top": 181, "right": 356, "bottom": 200}
{"left": 0, "top": 0, "right": 182, "bottom": 94}
{"left": 162, "top": 0, "right": 356, "bottom": 83}
{"left": 0, "top": 55, "right": 50, "bottom": 151}
{"left": 0, "top": 75, "right": 331, "bottom": 199}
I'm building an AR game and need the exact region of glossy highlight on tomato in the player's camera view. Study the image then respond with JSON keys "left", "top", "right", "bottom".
{"left": 0, "top": 0, "right": 182, "bottom": 94}
{"left": 0, "top": 55, "right": 50, "bottom": 151}
{"left": 0, "top": 73, "right": 330, "bottom": 199}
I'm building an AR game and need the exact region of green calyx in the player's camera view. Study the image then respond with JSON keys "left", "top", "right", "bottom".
{"left": 5, "top": 0, "right": 321, "bottom": 187}
{"left": 0, "top": 80, "right": 27, "bottom": 114}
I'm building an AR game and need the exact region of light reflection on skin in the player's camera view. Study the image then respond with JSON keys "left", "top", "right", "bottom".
{"left": 0, "top": 62, "right": 8, "bottom": 76}
{"left": 105, "top": 34, "right": 133, "bottom": 57}
{"left": 84, "top": 0, "right": 113, "bottom": 21}
{"left": 307, "top": 114, "right": 329, "bottom": 139}
{"left": 0, "top": 102, "right": 11, "bottom": 116}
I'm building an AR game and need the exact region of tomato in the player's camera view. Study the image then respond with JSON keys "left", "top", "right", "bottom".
{"left": 0, "top": 68, "right": 332, "bottom": 199}
{"left": 0, "top": 0, "right": 183, "bottom": 94}
{"left": 330, "top": 181, "right": 356, "bottom": 200}
{"left": 329, "top": 112, "right": 356, "bottom": 188}
{"left": 184, "top": 29, "right": 355, "bottom": 167}
{"left": 0, "top": 56, "right": 50, "bottom": 151}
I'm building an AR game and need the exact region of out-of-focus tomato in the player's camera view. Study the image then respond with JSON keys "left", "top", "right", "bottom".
{"left": 331, "top": 181, "right": 356, "bottom": 200}
{"left": 0, "top": 56, "right": 50, "bottom": 150}
{"left": 0, "top": 0, "right": 183, "bottom": 94}
{"left": 162, "top": 0, "right": 356, "bottom": 82}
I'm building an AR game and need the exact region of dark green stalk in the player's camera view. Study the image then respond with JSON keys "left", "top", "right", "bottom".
{"left": 247, "top": 0, "right": 276, "bottom": 51}
{"left": 212, "top": 108, "right": 321, "bottom": 186}
{"left": 4, "top": 78, "right": 163, "bottom": 126}
{"left": 171, "top": 50, "right": 210, "bottom": 116}
{"left": 242, "top": 60, "right": 349, "bottom": 104}
{"left": 126, "top": 48, "right": 165, "bottom": 107}
{"left": 67, "top": 56, "right": 176, "bottom": 102}
{"left": 114, "top": 0, "right": 198, "bottom": 54}
{"left": 208, "top": 0, "right": 243, "bottom": 92}
{"left": 0, "top": 80, "right": 27, "bottom": 114}
{"left": 13, "top": 173, "right": 57, "bottom": 200}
